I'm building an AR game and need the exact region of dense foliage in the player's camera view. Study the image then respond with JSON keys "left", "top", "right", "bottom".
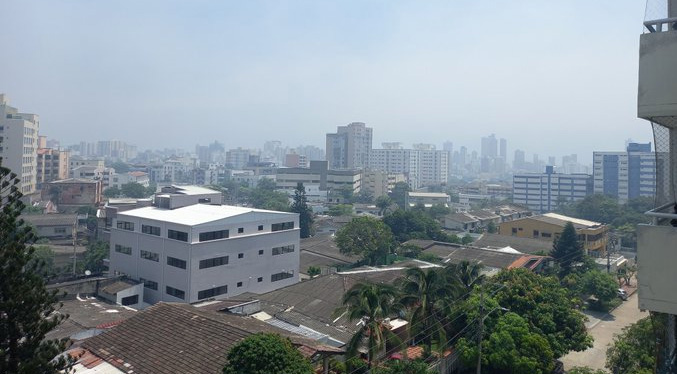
{"left": 335, "top": 216, "right": 394, "bottom": 265}
{"left": 244, "top": 178, "right": 290, "bottom": 211}
{"left": 605, "top": 316, "right": 658, "bottom": 374}
{"left": 372, "top": 359, "right": 436, "bottom": 374}
{"left": 0, "top": 165, "right": 72, "bottom": 373}
{"left": 83, "top": 240, "right": 109, "bottom": 274}
{"left": 383, "top": 210, "right": 458, "bottom": 244}
{"left": 222, "top": 333, "right": 312, "bottom": 374}
{"left": 290, "top": 183, "right": 313, "bottom": 238}
{"left": 550, "top": 222, "right": 584, "bottom": 276}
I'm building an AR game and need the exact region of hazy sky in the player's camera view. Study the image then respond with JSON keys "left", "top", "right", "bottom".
{"left": 0, "top": 0, "right": 654, "bottom": 163}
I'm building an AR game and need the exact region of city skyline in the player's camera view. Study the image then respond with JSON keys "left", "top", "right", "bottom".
{"left": 1, "top": 0, "right": 652, "bottom": 161}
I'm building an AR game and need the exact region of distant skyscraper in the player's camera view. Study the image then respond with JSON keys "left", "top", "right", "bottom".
{"left": 443, "top": 141, "right": 453, "bottom": 179}
{"left": 0, "top": 94, "right": 39, "bottom": 196}
{"left": 548, "top": 156, "right": 556, "bottom": 166}
{"left": 481, "top": 134, "right": 498, "bottom": 159}
{"left": 325, "top": 122, "right": 372, "bottom": 169}
{"left": 499, "top": 138, "right": 507, "bottom": 160}
{"left": 513, "top": 149, "right": 526, "bottom": 169}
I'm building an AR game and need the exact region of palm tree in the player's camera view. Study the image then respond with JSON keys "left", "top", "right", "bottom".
{"left": 336, "top": 282, "right": 402, "bottom": 368}
{"left": 445, "top": 260, "right": 484, "bottom": 297}
{"left": 399, "top": 267, "right": 456, "bottom": 354}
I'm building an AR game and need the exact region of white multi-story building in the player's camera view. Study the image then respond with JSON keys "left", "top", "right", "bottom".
{"left": 369, "top": 143, "right": 448, "bottom": 189}
{"left": 513, "top": 166, "right": 593, "bottom": 213}
{"left": 0, "top": 94, "right": 40, "bottom": 196}
{"left": 109, "top": 187, "right": 300, "bottom": 304}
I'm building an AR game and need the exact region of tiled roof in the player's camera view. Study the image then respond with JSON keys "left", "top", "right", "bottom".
{"left": 420, "top": 241, "right": 535, "bottom": 270}
{"left": 473, "top": 233, "right": 552, "bottom": 255}
{"left": 81, "top": 303, "right": 341, "bottom": 374}
{"left": 21, "top": 213, "right": 77, "bottom": 227}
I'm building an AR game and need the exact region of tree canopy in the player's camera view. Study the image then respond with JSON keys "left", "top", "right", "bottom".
{"left": 383, "top": 209, "right": 458, "bottom": 244}
{"left": 491, "top": 269, "right": 592, "bottom": 358}
{"left": 0, "top": 165, "right": 72, "bottom": 373}
{"left": 550, "top": 222, "right": 584, "bottom": 276}
{"left": 222, "top": 333, "right": 312, "bottom": 374}
{"left": 389, "top": 182, "right": 411, "bottom": 209}
{"left": 372, "top": 359, "right": 436, "bottom": 374}
{"left": 335, "top": 216, "right": 394, "bottom": 265}
{"left": 290, "top": 183, "right": 313, "bottom": 238}
{"left": 605, "top": 316, "right": 658, "bottom": 374}
{"left": 245, "top": 179, "right": 290, "bottom": 211}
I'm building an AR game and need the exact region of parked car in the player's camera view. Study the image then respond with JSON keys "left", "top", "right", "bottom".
{"left": 618, "top": 288, "right": 628, "bottom": 301}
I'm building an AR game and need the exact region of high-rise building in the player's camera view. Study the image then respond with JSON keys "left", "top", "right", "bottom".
{"left": 512, "top": 166, "right": 593, "bottom": 214}
{"left": 36, "top": 148, "right": 70, "bottom": 190}
{"left": 499, "top": 138, "right": 507, "bottom": 161}
{"left": 513, "top": 149, "right": 526, "bottom": 170}
{"left": 325, "top": 122, "right": 372, "bottom": 169}
{"left": 481, "top": 134, "right": 498, "bottom": 159}
{"left": 593, "top": 143, "right": 656, "bottom": 202}
{"left": 0, "top": 94, "right": 40, "bottom": 196}
{"left": 369, "top": 144, "right": 447, "bottom": 189}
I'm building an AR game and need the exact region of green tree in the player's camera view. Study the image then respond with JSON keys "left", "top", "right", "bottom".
{"left": 383, "top": 210, "right": 456, "bottom": 243}
{"left": 486, "top": 221, "right": 497, "bottom": 234}
{"left": 336, "top": 283, "right": 402, "bottom": 368}
{"left": 605, "top": 316, "right": 657, "bottom": 374}
{"left": 580, "top": 270, "right": 618, "bottom": 311}
{"left": 427, "top": 204, "right": 450, "bottom": 221}
{"left": 246, "top": 179, "right": 290, "bottom": 211}
{"left": 103, "top": 186, "right": 121, "bottom": 198}
{"left": 121, "top": 182, "right": 150, "bottom": 198}
{"left": 491, "top": 269, "right": 592, "bottom": 358}
{"left": 458, "top": 312, "right": 554, "bottom": 374}
{"left": 327, "top": 204, "right": 353, "bottom": 216}
{"left": 389, "top": 182, "right": 411, "bottom": 209}
{"left": 372, "top": 359, "right": 436, "bottom": 374}
{"left": 550, "top": 222, "right": 584, "bottom": 276}
{"left": 335, "top": 216, "right": 394, "bottom": 265}
{"left": 222, "top": 333, "right": 312, "bottom": 374}
{"left": 446, "top": 260, "right": 484, "bottom": 295}
{"left": 567, "top": 367, "right": 608, "bottom": 374}
{"left": 28, "top": 246, "right": 56, "bottom": 278}
{"left": 83, "top": 241, "right": 109, "bottom": 274}
{"left": 399, "top": 268, "right": 454, "bottom": 354}
{"left": 306, "top": 266, "right": 321, "bottom": 277}
{"left": 109, "top": 161, "right": 130, "bottom": 173}
{"left": 0, "top": 165, "right": 72, "bottom": 374}
{"left": 461, "top": 234, "right": 474, "bottom": 245}
{"left": 290, "top": 183, "right": 313, "bottom": 238}
{"left": 375, "top": 195, "right": 393, "bottom": 216}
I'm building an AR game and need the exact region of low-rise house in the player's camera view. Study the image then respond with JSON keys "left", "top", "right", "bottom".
{"left": 473, "top": 233, "right": 553, "bottom": 255}
{"left": 21, "top": 213, "right": 77, "bottom": 239}
{"left": 42, "top": 178, "right": 103, "bottom": 212}
{"left": 71, "top": 302, "right": 343, "bottom": 374}
{"left": 405, "top": 192, "right": 450, "bottom": 209}
{"left": 498, "top": 212, "right": 609, "bottom": 257}
{"left": 444, "top": 212, "right": 480, "bottom": 231}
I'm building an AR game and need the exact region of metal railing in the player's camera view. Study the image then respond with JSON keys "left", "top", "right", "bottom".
{"left": 645, "top": 202, "right": 677, "bottom": 224}
{"left": 644, "top": 17, "right": 677, "bottom": 32}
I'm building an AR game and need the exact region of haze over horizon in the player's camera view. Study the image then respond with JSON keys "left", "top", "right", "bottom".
{"left": 0, "top": 0, "right": 654, "bottom": 163}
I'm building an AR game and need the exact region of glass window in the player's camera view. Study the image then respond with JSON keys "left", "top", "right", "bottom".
{"left": 121, "top": 295, "right": 138, "bottom": 306}
{"left": 142, "top": 224, "right": 161, "bottom": 236}
{"left": 199, "top": 255, "right": 229, "bottom": 269}
{"left": 140, "top": 278, "right": 158, "bottom": 290}
{"left": 271, "top": 221, "right": 294, "bottom": 232}
{"left": 272, "top": 245, "right": 295, "bottom": 256}
{"left": 168, "top": 229, "right": 188, "bottom": 242}
{"left": 167, "top": 256, "right": 186, "bottom": 269}
{"left": 271, "top": 271, "right": 294, "bottom": 282}
{"left": 140, "top": 250, "right": 159, "bottom": 262}
{"left": 116, "top": 221, "right": 135, "bottom": 231}
{"left": 197, "top": 285, "right": 227, "bottom": 300}
{"left": 114, "top": 244, "right": 132, "bottom": 255}
{"left": 166, "top": 286, "right": 185, "bottom": 300}
{"left": 199, "top": 230, "right": 228, "bottom": 242}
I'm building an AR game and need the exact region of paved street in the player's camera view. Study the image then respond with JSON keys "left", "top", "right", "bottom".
{"left": 561, "top": 292, "right": 648, "bottom": 370}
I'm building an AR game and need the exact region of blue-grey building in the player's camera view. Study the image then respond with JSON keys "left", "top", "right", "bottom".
{"left": 512, "top": 166, "right": 593, "bottom": 213}
{"left": 593, "top": 143, "right": 656, "bottom": 202}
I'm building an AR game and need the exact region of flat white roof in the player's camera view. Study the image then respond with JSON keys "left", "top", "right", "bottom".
{"left": 158, "top": 185, "right": 220, "bottom": 196}
{"left": 118, "top": 204, "right": 292, "bottom": 226}
{"left": 408, "top": 192, "right": 449, "bottom": 198}
{"left": 542, "top": 213, "right": 602, "bottom": 227}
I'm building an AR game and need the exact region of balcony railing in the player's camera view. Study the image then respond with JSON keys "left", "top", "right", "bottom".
{"left": 644, "top": 17, "right": 677, "bottom": 32}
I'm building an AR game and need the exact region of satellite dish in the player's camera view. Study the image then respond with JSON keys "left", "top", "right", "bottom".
{"left": 85, "top": 270, "right": 92, "bottom": 276}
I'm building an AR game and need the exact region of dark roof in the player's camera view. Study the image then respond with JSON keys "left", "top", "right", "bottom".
{"left": 21, "top": 214, "right": 77, "bottom": 227}
{"left": 420, "top": 242, "right": 527, "bottom": 269}
{"left": 510, "top": 213, "right": 605, "bottom": 230}
{"left": 300, "top": 252, "right": 349, "bottom": 273}
{"left": 100, "top": 279, "right": 139, "bottom": 296}
{"left": 300, "top": 234, "right": 355, "bottom": 264}
{"left": 466, "top": 209, "right": 500, "bottom": 220}
{"left": 474, "top": 233, "right": 552, "bottom": 255}
{"left": 44, "top": 297, "right": 137, "bottom": 341}
{"left": 445, "top": 212, "right": 479, "bottom": 224}
{"left": 241, "top": 263, "right": 430, "bottom": 344}
{"left": 81, "top": 303, "right": 341, "bottom": 374}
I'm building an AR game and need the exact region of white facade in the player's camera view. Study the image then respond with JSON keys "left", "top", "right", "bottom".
{"left": 593, "top": 144, "right": 656, "bottom": 202}
{"left": 369, "top": 145, "right": 448, "bottom": 189}
{"left": 0, "top": 95, "right": 39, "bottom": 195}
{"left": 513, "top": 167, "right": 593, "bottom": 214}
{"left": 325, "top": 122, "right": 372, "bottom": 170}
{"left": 109, "top": 204, "right": 300, "bottom": 304}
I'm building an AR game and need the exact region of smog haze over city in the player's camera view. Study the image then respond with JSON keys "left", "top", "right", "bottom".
{"left": 1, "top": 0, "right": 651, "bottom": 162}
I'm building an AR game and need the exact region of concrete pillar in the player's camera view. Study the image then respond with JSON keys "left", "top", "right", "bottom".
{"left": 669, "top": 0, "right": 677, "bottom": 18}
{"left": 323, "top": 355, "right": 329, "bottom": 374}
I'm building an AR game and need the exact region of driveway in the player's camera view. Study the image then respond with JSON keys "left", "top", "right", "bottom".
{"left": 561, "top": 292, "right": 648, "bottom": 371}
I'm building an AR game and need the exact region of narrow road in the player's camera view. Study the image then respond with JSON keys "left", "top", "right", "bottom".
{"left": 561, "top": 292, "right": 648, "bottom": 370}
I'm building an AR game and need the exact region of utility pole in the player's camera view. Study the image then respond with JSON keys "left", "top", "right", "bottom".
{"left": 72, "top": 215, "right": 77, "bottom": 275}
{"left": 476, "top": 283, "right": 484, "bottom": 374}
